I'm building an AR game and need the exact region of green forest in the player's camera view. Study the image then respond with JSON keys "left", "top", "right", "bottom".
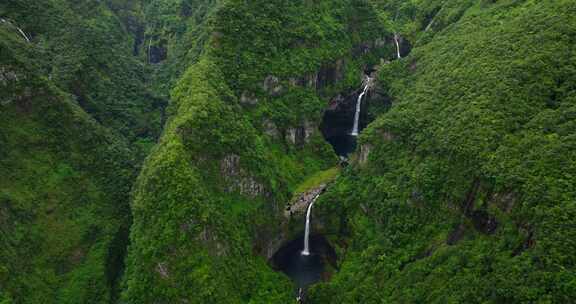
{"left": 0, "top": 0, "right": 574, "bottom": 303}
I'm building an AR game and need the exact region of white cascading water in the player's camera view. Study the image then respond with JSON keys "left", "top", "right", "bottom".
{"left": 301, "top": 193, "right": 321, "bottom": 256}
{"left": 1, "top": 18, "right": 31, "bottom": 43}
{"left": 350, "top": 77, "right": 372, "bottom": 137}
{"left": 394, "top": 33, "right": 402, "bottom": 59}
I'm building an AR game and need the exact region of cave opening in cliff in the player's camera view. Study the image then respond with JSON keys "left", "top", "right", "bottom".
{"left": 270, "top": 234, "right": 337, "bottom": 288}
{"left": 320, "top": 85, "right": 370, "bottom": 157}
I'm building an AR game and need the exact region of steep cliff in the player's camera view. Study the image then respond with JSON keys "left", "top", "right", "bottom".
{"left": 120, "top": 0, "right": 393, "bottom": 302}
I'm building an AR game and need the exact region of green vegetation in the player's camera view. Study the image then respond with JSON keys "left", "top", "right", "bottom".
{"left": 0, "top": 26, "right": 135, "bottom": 303}
{"left": 121, "top": 1, "right": 389, "bottom": 301}
{"left": 0, "top": 1, "right": 153, "bottom": 302}
{"left": 2, "top": 0, "right": 575, "bottom": 303}
{"left": 310, "top": 1, "right": 576, "bottom": 303}
{"left": 293, "top": 167, "right": 341, "bottom": 198}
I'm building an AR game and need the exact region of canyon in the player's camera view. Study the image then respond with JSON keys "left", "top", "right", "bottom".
{"left": 1, "top": 1, "right": 575, "bottom": 303}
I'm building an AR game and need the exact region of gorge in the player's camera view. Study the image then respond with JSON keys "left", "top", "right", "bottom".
{"left": 1, "top": 1, "right": 576, "bottom": 304}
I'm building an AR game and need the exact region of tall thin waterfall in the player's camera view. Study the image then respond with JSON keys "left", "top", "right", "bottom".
{"left": 350, "top": 77, "right": 371, "bottom": 137}
{"left": 394, "top": 33, "right": 402, "bottom": 59}
{"left": 0, "top": 18, "right": 31, "bottom": 43}
{"left": 302, "top": 194, "right": 321, "bottom": 256}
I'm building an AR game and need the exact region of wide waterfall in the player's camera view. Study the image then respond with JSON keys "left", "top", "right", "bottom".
{"left": 302, "top": 193, "right": 321, "bottom": 256}
{"left": 350, "top": 77, "right": 372, "bottom": 137}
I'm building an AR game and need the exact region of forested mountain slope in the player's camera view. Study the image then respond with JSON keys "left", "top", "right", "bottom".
{"left": 0, "top": 25, "right": 135, "bottom": 304}
{"left": 1, "top": 0, "right": 575, "bottom": 303}
{"left": 121, "top": 0, "right": 391, "bottom": 302}
{"left": 311, "top": 1, "right": 576, "bottom": 302}
{"left": 0, "top": 1, "right": 151, "bottom": 302}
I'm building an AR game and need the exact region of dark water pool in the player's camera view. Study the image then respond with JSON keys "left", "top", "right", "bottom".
{"left": 325, "top": 135, "right": 357, "bottom": 157}
{"left": 271, "top": 235, "right": 336, "bottom": 288}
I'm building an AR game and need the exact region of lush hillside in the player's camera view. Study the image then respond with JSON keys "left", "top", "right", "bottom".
{"left": 0, "top": 1, "right": 152, "bottom": 303}
{"left": 1, "top": 0, "right": 575, "bottom": 303}
{"left": 0, "top": 26, "right": 135, "bottom": 303}
{"left": 310, "top": 1, "right": 576, "bottom": 302}
{"left": 120, "top": 0, "right": 393, "bottom": 302}
{"left": 0, "top": 0, "right": 163, "bottom": 156}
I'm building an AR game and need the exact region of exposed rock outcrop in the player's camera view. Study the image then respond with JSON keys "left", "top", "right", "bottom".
{"left": 198, "top": 226, "right": 229, "bottom": 257}
{"left": 0, "top": 66, "right": 31, "bottom": 106}
{"left": 263, "top": 119, "right": 280, "bottom": 138}
{"left": 220, "top": 154, "right": 266, "bottom": 197}
{"left": 316, "top": 59, "right": 346, "bottom": 91}
{"left": 240, "top": 91, "right": 259, "bottom": 105}
{"left": 285, "top": 128, "right": 299, "bottom": 145}
{"left": 321, "top": 88, "right": 367, "bottom": 140}
{"left": 303, "top": 120, "right": 315, "bottom": 143}
{"left": 470, "top": 210, "right": 498, "bottom": 235}
{"left": 492, "top": 191, "right": 518, "bottom": 213}
{"left": 0, "top": 67, "right": 19, "bottom": 84}
{"left": 263, "top": 75, "right": 283, "bottom": 96}
{"left": 259, "top": 184, "right": 330, "bottom": 260}
{"left": 284, "top": 120, "right": 316, "bottom": 146}
{"left": 358, "top": 144, "right": 372, "bottom": 165}
{"left": 148, "top": 42, "right": 167, "bottom": 64}
{"left": 285, "top": 185, "right": 327, "bottom": 219}
{"left": 353, "top": 36, "right": 388, "bottom": 56}
{"left": 156, "top": 262, "right": 170, "bottom": 279}
{"left": 459, "top": 179, "right": 499, "bottom": 235}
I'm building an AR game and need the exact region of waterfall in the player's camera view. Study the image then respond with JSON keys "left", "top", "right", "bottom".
{"left": 350, "top": 77, "right": 371, "bottom": 137}
{"left": 16, "top": 27, "right": 30, "bottom": 43}
{"left": 394, "top": 33, "right": 402, "bottom": 59}
{"left": 1, "top": 18, "right": 31, "bottom": 43}
{"left": 302, "top": 193, "right": 321, "bottom": 256}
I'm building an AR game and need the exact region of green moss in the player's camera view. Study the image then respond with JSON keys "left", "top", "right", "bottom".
{"left": 293, "top": 167, "right": 341, "bottom": 198}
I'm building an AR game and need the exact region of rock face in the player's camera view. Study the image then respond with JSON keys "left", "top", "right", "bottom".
{"left": 289, "top": 72, "right": 318, "bottom": 89}
{"left": 358, "top": 144, "right": 372, "bottom": 165}
{"left": 396, "top": 34, "right": 412, "bottom": 58}
{"left": 316, "top": 59, "right": 346, "bottom": 91}
{"left": 265, "top": 58, "right": 349, "bottom": 95}
{"left": 156, "top": 262, "right": 170, "bottom": 279}
{"left": 240, "top": 91, "right": 259, "bottom": 105}
{"left": 353, "top": 36, "right": 388, "bottom": 56}
{"left": 259, "top": 184, "right": 330, "bottom": 261}
{"left": 460, "top": 180, "right": 500, "bottom": 235}
{"left": 198, "top": 226, "right": 229, "bottom": 257}
{"left": 492, "top": 191, "right": 518, "bottom": 213}
{"left": 220, "top": 154, "right": 266, "bottom": 197}
{"left": 303, "top": 120, "right": 315, "bottom": 143}
{"left": 263, "top": 119, "right": 280, "bottom": 138}
{"left": 263, "top": 75, "right": 283, "bottom": 96}
{"left": 320, "top": 88, "right": 368, "bottom": 140}
{"left": 284, "top": 184, "right": 327, "bottom": 219}
{"left": 0, "top": 66, "right": 31, "bottom": 106}
{"left": 0, "top": 66, "right": 18, "bottom": 84}
{"left": 148, "top": 43, "right": 167, "bottom": 64}
{"left": 284, "top": 120, "right": 316, "bottom": 146}
{"left": 470, "top": 210, "right": 498, "bottom": 235}
{"left": 285, "top": 128, "right": 298, "bottom": 145}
